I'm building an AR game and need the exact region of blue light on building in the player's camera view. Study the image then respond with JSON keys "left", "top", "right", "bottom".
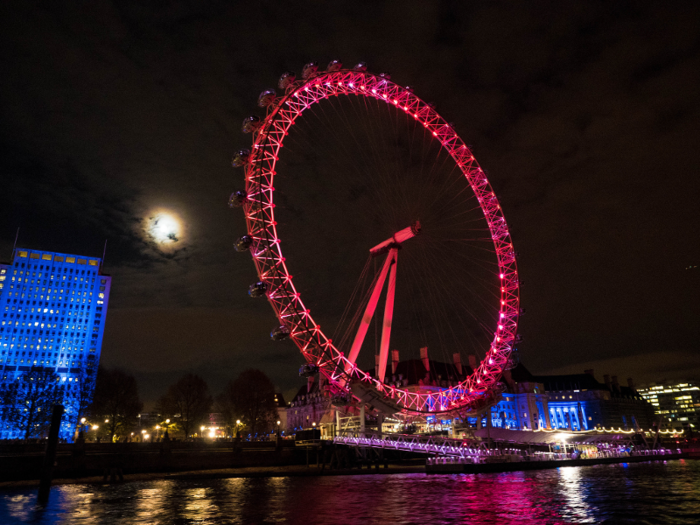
{"left": 0, "top": 248, "right": 111, "bottom": 440}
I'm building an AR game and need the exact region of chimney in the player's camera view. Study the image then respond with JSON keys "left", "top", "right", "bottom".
{"left": 584, "top": 369, "right": 595, "bottom": 380}
{"left": 503, "top": 369, "right": 513, "bottom": 388}
{"left": 420, "top": 346, "right": 430, "bottom": 372}
{"left": 468, "top": 354, "right": 477, "bottom": 371}
{"left": 307, "top": 374, "right": 315, "bottom": 394}
{"left": 627, "top": 377, "right": 635, "bottom": 390}
{"left": 612, "top": 375, "right": 620, "bottom": 392}
{"left": 603, "top": 374, "right": 611, "bottom": 388}
{"left": 453, "top": 353, "right": 463, "bottom": 375}
{"left": 391, "top": 349, "right": 399, "bottom": 374}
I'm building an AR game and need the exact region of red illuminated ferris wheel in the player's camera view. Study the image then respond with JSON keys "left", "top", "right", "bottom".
{"left": 230, "top": 61, "right": 520, "bottom": 416}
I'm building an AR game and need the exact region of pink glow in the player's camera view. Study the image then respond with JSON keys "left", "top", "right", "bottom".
{"left": 378, "top": 250, "right": 398, "bottom": 382}
{"left": 240, "top": 68, "right": 520, "bottom": 415}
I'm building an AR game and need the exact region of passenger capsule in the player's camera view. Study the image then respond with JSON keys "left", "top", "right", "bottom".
{"left": 299, "top": 363, "right": 319, "bottom": 377}
{"left": 241, "top": 115, "right": 261, "bottom": 133}
{"left": 404, "top": 86, "right": 414, "bottom": 92}
{"left": 326, "top": 59, "right": 342, "bottom": 72}
{"left": 231, "top": 148, "right": 250, "bottom": 168}
{"left": 248, "top": 281, "right": 268, "bottom": 298}
{"left": 379, "top": 72, "right": 391, "bottom": 80}
{"left": 257, "top": 89, "right": 277, "bottom": 108}
{"left": 271, "top": 325, "right": 290, "bottom": 340}
{"left": 353, "top": 62, "right": 367, "bottom": 72}
{"left": 234, "top": 235, "right": 253, "bottom": 252}
{"left": 301, "top": 62, "right": 318, "bottom": 79}
{"left": 278, "top": 71, "right": 296, "bottom": 90}
{"left": 228, "top": 190, "right": 248, "bottom": 208}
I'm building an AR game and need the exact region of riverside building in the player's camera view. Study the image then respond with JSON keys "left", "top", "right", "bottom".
{"left": 0, "top": 247, "right": 111, "bottom": 440}
{"left": 637, "top": 381, "right": 700, "bottom": 431}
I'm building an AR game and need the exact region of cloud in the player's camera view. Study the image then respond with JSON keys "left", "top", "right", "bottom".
{"left": 1, "top": 1, "right": 699, "bottom": 403}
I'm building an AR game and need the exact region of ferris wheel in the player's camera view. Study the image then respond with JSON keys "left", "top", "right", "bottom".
{"left": 230, "top": 60, "right": 520, "bottom": 416}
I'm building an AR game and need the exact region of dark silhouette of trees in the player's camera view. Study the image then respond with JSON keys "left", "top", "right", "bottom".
{"left": 159, "top": 373, "right": 213, "bottom": 439}
{"left": 90, "top": 366, "right": 143, "bottom": 442}
{"left": 218, "top": 369, "right": 278, "bottom": 437}
{"left": 0, "top": 367, "right": 64, "bottom": 441}
{"left": 69, "top": 364, "right": 97, "bottom": 439}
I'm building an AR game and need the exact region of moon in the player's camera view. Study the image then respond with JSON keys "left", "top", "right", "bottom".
{"left": 147, "top": 211, "right": 182, "bottom": 245}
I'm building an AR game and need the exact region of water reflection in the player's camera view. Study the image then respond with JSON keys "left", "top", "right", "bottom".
{"left": 1, "top": 460, "right": 698, "bottom": 524}
{"left": 558, "top": 466, "right": 593, "bottom": 523}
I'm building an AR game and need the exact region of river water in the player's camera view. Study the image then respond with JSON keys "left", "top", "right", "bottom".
{"left": 1, "top": 460, "right": 698, "bottom": 524}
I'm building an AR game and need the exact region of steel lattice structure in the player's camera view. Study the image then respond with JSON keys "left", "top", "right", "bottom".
{"left": 235, "top": 63, "right": 520, "bottom": 415}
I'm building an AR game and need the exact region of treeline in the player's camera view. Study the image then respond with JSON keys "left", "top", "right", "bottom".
{"left": 0, "top": 366, "right": 95, "bottom": 441}
{"left": 0, "top": 366, "right": 280, "bottom": 443}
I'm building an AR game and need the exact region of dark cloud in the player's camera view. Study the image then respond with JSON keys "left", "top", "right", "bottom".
{"left": 1, "top": 1, "right": 699, "bottom": 404}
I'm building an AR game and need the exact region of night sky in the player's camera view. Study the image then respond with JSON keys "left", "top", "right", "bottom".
{"left": 1, "top": 1, "right": 699, "bottom": 406}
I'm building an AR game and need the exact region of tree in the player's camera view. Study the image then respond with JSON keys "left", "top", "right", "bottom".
{"left": 90, "top": 366, "right": 143, "bottom": 441}
{"left": 69, "top": 364, "right": 97, "bottom": 439}
{"left": 159, "top": 373, "right": 213, "bottom": 439}
{"left": 1, "top": 367, "right": 64, "bottom": 441}
{"left": 218, "top": 369, "right": 278, "bottom": 437}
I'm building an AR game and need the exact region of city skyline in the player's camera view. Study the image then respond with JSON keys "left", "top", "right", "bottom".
{"left": 1, "top": 3, "right": 699, "bottom": 405}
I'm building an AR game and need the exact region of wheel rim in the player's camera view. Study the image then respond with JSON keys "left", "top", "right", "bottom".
{"left": 241, "top": 69, "right": 519, "bottom": 415}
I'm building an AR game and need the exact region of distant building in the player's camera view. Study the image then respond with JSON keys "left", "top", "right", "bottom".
{"left": 274, "top": 392, "right": 288, "bottom": 431}
{"left": 637, "top": 381, "right": 700, "bottom": 430}
{"left": 525, "top": 368, "right": 655, "bottom": 431}
{"left": 485, "top": 364, "right": 551, "bottom": 431}
{"left": 287, "top": 348, "right": 656, "bottom": 434}
{"left": 288, "top": 376, "right": 334, "bottom": 432}
{"left": 0, "top": 247, "right": 111, "bottom": 440}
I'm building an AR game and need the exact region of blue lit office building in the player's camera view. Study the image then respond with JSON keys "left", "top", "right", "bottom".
{"left": 481, "top": 365, "right": 656, "bottom": 431}
{"left": 0, "top": 248, "right": 111, "bottom": 440}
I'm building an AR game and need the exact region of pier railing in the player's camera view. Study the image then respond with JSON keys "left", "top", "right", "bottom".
{"left": 333, "top": 430, "right": 679, "bottom": 463}
{"left": 332, "top": 431, "right": 487, "bottom": 459}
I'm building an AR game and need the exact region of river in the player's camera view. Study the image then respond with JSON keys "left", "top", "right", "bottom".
{"left": 1, "top": 460, "right": 698, "bottom": 524}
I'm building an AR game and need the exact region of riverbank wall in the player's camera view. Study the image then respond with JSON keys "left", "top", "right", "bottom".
{"left": 0, "top": 441, "right": 307, "bottom": 482}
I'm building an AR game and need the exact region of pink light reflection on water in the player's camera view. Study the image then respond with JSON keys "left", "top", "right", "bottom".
{"left": 2, "top": 461, "right": 700, "bottom": 524}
